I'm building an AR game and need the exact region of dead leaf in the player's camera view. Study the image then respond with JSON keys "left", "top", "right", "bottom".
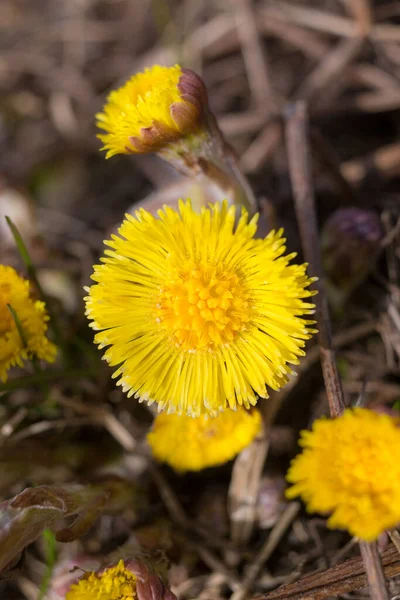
{"left": 0, "top": 479, "right": 136, "bottom": 573}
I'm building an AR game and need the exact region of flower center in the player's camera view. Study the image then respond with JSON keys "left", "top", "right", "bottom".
{"left": 157, "top": 261, "right": 251, "bottom": 350}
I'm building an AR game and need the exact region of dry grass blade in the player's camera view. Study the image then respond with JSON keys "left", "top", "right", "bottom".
{"left": 240, "top": 121, "right": 282, "bottom": 173}
{"left": 233, "top": 0, "right": 276, "bottom": 114}
{"left": 258, "top": 14, "right": 329, "bottom": 59}
{"left": 342, "top": 0, "right": 373, "bottom": 36}
{"left": 295, "top": 38, "right": 364, "bottom": 103}
{"left": 340, "top": 89, "right": 400, "bottom": 113}
{"left": 228, "top": 429, "right": 269, "bottom": 546}
{"left": 341, "top": 143, "right": 400, "bottom": 184}
{"left": 230, "top": 502, "right": 300, "bottom": 600}
{"left": 260, "top": 2, "right": 356, "bottom": 37}
{"left": 360, "top": 541, "right": 390, "bottom": 600}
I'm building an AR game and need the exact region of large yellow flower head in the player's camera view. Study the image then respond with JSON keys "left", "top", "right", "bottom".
{"left": 96, "top": 64, "right": 206, "bottom": 158}
{"left": 66, "top": 559, "right": 136, "bottom": 600}
{"left": 148, "top": 407, "right": 262, "bottom": 472}
{"left": 0, "top": 265, "right": 57, "bottom": 381}
{"left": 286, "top": 408, "right": 400, "bottom": 541}
{"left": 85, "top": 201, "right": 316, "bottom": 417}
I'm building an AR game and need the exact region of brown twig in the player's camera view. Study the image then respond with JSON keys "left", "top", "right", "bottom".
{"left": 359, "top": 541, "right": 391, "bottom": 600}
{"left": 284, "top": 101, "right": 389, "bottom": 600}
{"left": 284, "top": 101, "right": 345, "bottom": 418}
{"left": 259, "top": 544, "right": 400, "bottom": 599}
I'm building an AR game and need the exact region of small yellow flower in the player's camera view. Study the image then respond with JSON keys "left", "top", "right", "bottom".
{"left": 66, "top": 559, "right": 136, "bottom": 600}
{"left": 0, "top": 265, "right": 57, "bottom": 381}
{"left": 96, "top": 64, "right": 206, "bottom": 158}
{"left": 286, "top": 408, "right": 400, "bottom": 541}
{"left": 85, "top": 200, "right": 316, "bottom": 416}
{"left": 148, "top": 407, "right": 262, "bottom": 472}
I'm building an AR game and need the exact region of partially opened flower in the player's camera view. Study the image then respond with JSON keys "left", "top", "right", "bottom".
{"left": 97, "top": 65, "right": 206, "bottom": 158}
{"left": 148, "top": 407, "right": 262, "bottom": 472}
{"left": 96, "top": 64, "right": 256, "bottom": 211}
{"left": 85, "top": 200, "right": 316, "bottom": 416}
{"left": 0, "top": 265, "right": 56, "bottom": 381}
{"left": 65, "top": 558, "right": 176, "bottom": 600}
{"left": 286, "top": 408, "right": 400, "bottom": 541}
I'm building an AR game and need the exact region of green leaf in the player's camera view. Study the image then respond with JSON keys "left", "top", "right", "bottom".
{"left": 38, "top": 529, "right": 57, "bottom": 600}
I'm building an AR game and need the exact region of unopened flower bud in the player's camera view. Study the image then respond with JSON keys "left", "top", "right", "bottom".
{"left": 321, "top": 207, "right": 383, "bottom": 306}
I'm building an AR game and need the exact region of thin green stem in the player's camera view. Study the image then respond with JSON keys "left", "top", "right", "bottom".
{"left": 38, "top": 530, "right": 57, "bottom": 600}
{"left": 7, "top": 303, "right": 41, "bottom": 374}
{"left": 7, "top": 304, "right": 28, "bottom": 348}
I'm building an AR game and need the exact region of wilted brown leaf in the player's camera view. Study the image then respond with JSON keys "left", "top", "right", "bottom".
{"left": 0, "top": 478, "right": 136, "bottom": 573}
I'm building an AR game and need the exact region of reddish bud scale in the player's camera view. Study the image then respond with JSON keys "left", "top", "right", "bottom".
{"left": 127, "top": 68, "right": 207, "bottom": 153}
{"left": 178, "top": 68, "right": 208, "bottom": 114}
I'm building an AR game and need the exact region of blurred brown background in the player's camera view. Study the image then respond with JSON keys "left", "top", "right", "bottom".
{"left": 2, "top": 0, "right": 400, "bottom": 242}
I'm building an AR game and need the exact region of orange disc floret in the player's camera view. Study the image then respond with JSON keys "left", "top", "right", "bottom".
{"left": 0, "top": 265, "right": 56, "bottom": 381}
{"left": 286, "top": 408, "right": 400, "bottom": 541}
{"left": 85, "top": 200, "right": 317, "bottom": 417}
{"left": 147, "top": 407, "right": 262, "bottom": 472}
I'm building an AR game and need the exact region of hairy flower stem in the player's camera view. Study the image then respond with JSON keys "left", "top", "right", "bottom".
{"left": 158, "top": 112, "right": 257, "bottom": 214}
{"left": 285, "top": 101, "right": 389, "bottom": 600}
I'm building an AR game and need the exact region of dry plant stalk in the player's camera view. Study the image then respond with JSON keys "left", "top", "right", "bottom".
{"left": 284, "top": 101, "right": 389, "bottom": 600}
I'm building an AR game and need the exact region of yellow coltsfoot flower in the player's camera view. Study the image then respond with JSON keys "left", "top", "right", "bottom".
{"left": 148, "top": 407, "right": 262, "bottom": 472}
{"left": 85, "top": 200, "right": 316, "bottom": 416}
{"left": 66, "top": 559, "right": 136, "bottom": 600}
{"left": 97, "top": 64, "right": 206, "bottom": 158}
{"left": 0, "top": 265, "right": 57, "bottom": 381}
{"left": 286, "top": 408, "right": 400, "bottom": 541}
